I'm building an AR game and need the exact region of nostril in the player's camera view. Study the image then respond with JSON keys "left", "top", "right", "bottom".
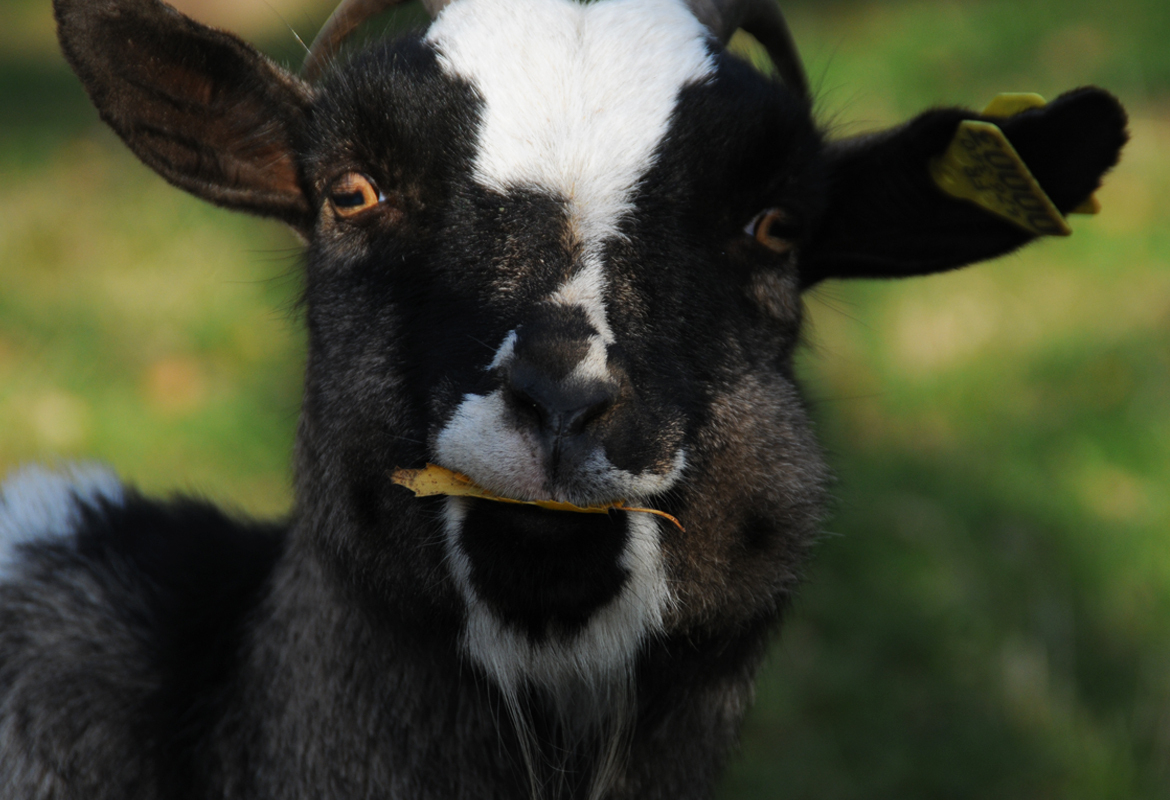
{"left": 561, "top": 392, "right": 613, "bottom": 436}
{"left": 506, "top": 367, "right": 617, "bottom": 440}
{"left": 511, "top": 387, "right": 548, "bottom": 428}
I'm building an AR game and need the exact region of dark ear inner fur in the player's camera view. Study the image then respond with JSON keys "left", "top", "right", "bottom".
{"left": 54, "top": 0, "right": 315, "bottom": 233}
{"left": 801, "top": 87, "right": 1128, "bottom": 288}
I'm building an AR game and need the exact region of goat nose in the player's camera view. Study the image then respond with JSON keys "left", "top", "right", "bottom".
{"left": 506, "top": 365, "right": 616, "bottom": 440}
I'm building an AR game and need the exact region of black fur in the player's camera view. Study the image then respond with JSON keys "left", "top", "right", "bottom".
{"left": 0, "top": 492, "right": 283, "bottom": 798}
{"left": 803, "top": 87, "right": 1130, "bottom": 285}
{"left": 460, "top": 503, "right": 631, "bottom": 641}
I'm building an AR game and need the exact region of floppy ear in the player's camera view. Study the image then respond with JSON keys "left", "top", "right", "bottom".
{"left": 54, "top": 0, "right": 316, "bottom": 234}
{"left": 801, "top": 87, "right": 1128, "bottom": 288}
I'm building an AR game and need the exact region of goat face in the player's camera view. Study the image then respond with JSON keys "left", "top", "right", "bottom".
{"left": 54, "top": 0, "right": 1126, "bottom": 698}
{"left": 296, "top": 0, "right": 827, "bottom": 690}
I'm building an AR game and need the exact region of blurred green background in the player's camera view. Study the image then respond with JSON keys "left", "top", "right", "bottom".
{"left": 1, "top": 0, "right": 1167, "bottom": 796}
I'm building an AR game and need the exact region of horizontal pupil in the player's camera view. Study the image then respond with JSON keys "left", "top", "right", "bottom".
{"left": 763, "top": 216, "right": 795, "bottom": 239}
{"left": 332, "top": 191, "right": 368, "bottom": 208}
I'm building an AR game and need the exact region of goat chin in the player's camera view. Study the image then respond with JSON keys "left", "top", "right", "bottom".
{"left": 502, "top": 666, "right": 637, "bottom": 800}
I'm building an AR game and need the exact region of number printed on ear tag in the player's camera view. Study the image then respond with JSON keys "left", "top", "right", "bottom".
{"left": 930, "top": 119, "right": 1072, "bottom": 237}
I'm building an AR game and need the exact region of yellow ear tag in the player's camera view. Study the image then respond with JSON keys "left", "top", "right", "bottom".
{"left": 1071, "top": 194, "right": 1102, "bottom": 216}
{"left": 978, "top": 93, "right": 1100, "bottom": 217}
{"left": 980, "top": 92, "right": 1047, "bottom": 118}
{"left": 930, "top": 118, "right": 1072, "bottom": 237}
{"left": 930, "top": 92, "right": 1102, "bottom": 236}
{"left": 391, "top": 463, "right": 685, "bottom": 531}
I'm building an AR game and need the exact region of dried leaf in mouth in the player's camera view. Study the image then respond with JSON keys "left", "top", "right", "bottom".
{"left": 390, "top": 463, "right": 685, "bottom": 532}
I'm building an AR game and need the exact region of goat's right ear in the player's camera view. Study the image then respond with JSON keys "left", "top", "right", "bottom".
{"left": 55, "top": 0, "right": 315, "bottom": 234}
{"left": 801, "top": 87, "right": 1128, "bottom": 288}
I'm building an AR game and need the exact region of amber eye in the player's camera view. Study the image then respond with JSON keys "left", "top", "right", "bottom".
{"left": 328, "top": 172, "right": 383, "bottom": 218}
{"left": 747, "top": 208, "right": 797, "bottom": 255}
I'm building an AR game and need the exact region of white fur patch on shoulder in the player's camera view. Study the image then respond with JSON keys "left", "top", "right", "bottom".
{"left": 0, "top": 463, "right": 124, "bottom": 581}
{"left": 427, "top": 0, "right": 714, "bottom": 246}
{"left": 444, "top": 498, "right": 671, "bottom": 693}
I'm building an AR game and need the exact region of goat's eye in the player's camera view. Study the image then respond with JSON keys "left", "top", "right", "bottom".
{"left": 746, "top": 208, "right": 797, "bottom": 255}
{"left": 329, "top": 173, "right": 383, "bottom": 218}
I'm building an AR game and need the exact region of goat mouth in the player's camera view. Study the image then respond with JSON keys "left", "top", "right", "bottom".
{"left": 391, "top": 464, "right": 684, "bottom": 531}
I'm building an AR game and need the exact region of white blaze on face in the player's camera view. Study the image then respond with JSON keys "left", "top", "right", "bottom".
{"left": 428, "top": 0, "right": 714, "bottom": 382}
{"left": 427, "top": 0, "right": 708, "bottom": 687}
{"left": 428, "top": 0, "right": 709, "bottom": 493}
{"left": 427, "top": 0, "right": 714, "bottom": 247}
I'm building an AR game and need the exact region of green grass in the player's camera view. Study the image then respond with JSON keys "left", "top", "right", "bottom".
{"left": 0, "top": 130, "right": 304, "bottom": 515}
{"left": 2, "top": 0, "right": 1168, "bottom": 796}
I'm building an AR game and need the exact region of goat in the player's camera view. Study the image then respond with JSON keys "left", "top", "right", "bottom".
{"left": 0, "top": 0, "right": 1127, "bottom": 797}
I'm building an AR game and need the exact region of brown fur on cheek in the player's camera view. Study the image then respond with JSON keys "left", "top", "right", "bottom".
{"left": 661, "top": 374, "right": 830, "bottom": 632}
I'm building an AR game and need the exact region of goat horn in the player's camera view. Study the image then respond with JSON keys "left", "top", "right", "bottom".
{"left": 303, "top": 0, "right": 453, "bottom": 82}
{"left": 687, "top": 0, "right": 809, "bottom": 100}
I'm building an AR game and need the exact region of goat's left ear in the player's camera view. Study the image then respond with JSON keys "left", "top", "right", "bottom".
{"left": 801, "top": 87, "right": 1128, "bottom": 288}
{"left": 55, "top": 0, "right": 315, "bottom": 234}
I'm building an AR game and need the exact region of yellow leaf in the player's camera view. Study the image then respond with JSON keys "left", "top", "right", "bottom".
{"left": 391, "top": 464, "right": 685, "bottom": 532}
